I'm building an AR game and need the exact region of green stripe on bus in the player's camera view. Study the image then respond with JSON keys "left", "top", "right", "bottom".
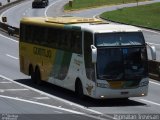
{"left": 59, "top": 52, "right": 72, "bottom": 80}
{"left": 53, "top": 50, "right": 64, "bottom": 79}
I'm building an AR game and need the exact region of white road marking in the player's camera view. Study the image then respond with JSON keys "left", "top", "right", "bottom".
{"left": 0, "top": 34, "right": 18, "bottom": 43}
{"left": 0, "top": 95, "right": 107, "bottom": 120}
{"left": 140, "top": 99, "right": 160, "bottom": 106}
{"left": 45, "top": 0, "right": 64, "bottom": 17}
{"left": 0, "top": 89, "right": 28, "bottom": 92}
{"left": 150, "top": 81, "right": 160, "bottom": 86}
{"left": 0, "top": 94, "right": 78, "bottom": 114}
{"left": 0, "top": 74, "right": 103, "bottom": 114}
{"left": 0, "top": 75, "right": 114, "bottom": 119}
{"left": 6, "top": 54, "right": 19, "bottom": 60}
{"left": 0, "top": 1, "right": 32, "bottom": 22}
{"left": 34, "top": 97, "right": 50, "bottom": 100}
{"left": 53, "top": 111, "right": 63, "bottom": 113}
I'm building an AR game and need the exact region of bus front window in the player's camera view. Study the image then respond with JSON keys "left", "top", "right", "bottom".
{"left": 123, "top": 48, "right": 148, "bottom": 80}
{"left": 97, "top": 48, "right": 148, "bottom": 80}
{"left": 97, "top": 48, "right": 123, "bottom": 80}
{"left": 96, "top": 32, "right": 148, "bottom": 81}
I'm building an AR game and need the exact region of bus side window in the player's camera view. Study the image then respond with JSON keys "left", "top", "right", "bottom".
{"left": 47, "top": 28, "right": 56, "bottom": 47}
{"left": 66, "top": 31, "right": 72, "bottom": 51}
{"left": 34, "top": 26, "right": 45, "bottom": 44}
{"left": 25, "top": 25, "right": 33, "bottom": 43}
{"left": 41, "top": 27, "right": 48, "bottom": 45}
{"left": 71, "top": 31, "right": 82, "bottom": 54}
{"left": 59, "top": 29, "right": 66, "bottom": 49}
{"left": 75, "top": 31, "right": 82, "bottom": 54}
{"left": 32, "top": 26, "right": 38, "bottom": 43}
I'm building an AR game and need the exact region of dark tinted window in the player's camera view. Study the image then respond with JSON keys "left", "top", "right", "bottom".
{"left": 20, "top": 24, "right": 82, "bottom": 54}
{"left": 96, "top": 32, "right": 145, "bottom": 47}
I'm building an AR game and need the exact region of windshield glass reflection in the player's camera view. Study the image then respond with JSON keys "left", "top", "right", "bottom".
{"left": 97, "top": 47, "right": 148, "bottom": 80}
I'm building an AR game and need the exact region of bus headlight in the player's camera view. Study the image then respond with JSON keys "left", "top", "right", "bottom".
{"left": 139, "top": 81, "right": 149, "bottom": 87}
{"left": 97, "top": 83, "right": 109, "bottom": 88}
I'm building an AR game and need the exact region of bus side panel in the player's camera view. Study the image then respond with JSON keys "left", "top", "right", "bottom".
{"left": 51, "top": 50, "right": 64, "bottom": 80}
{"left": 59, "top": 51, "right": 72, "bottom": 80}
{"left": 48, "top": 50, "right": 72, "bottom": 86}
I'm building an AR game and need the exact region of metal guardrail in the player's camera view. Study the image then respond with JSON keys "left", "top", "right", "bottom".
{"left": 0, "top": 22, "right": 19, "bottom": 37}
{"left": 148, "top": 60, "right": 160, "bottom": 81}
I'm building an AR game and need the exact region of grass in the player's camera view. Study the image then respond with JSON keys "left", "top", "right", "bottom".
{"left": 64, "top": 0, "right": 147, "bottom": 10}
{"left": 100, "top": 2, "right": 160, "bottom": 30}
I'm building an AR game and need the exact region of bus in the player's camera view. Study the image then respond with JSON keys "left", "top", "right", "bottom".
{"left": 19, "top": 16, "right": 156, "bottom": 99}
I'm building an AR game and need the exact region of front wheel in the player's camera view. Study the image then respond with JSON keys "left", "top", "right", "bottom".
{"left": 75, "top": 81, "right": 84, "bottom": 99}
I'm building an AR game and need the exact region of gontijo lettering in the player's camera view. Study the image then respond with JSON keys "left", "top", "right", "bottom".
{"left": 33, "top": 47, "right": 51, "bottom": 58}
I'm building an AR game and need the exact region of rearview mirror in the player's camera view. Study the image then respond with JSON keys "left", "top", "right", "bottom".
{"left": 91, "top": 45, "right": 97, "bottom": 63}
{"left": 146, "top": 42, "right": 156, "bottom": 60}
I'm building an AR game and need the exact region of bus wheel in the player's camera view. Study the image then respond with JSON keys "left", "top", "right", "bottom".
{"left": 75, "top": 80, "right": 84, "bottom": 99}
{"left": 35, "top": 67, "right": 42, "bottom": 85}
{"left": 31, "top": 71, "right": 36, "bottom": 83}
{"left": 29, "top": 65, "right": 36, "bottom": 83}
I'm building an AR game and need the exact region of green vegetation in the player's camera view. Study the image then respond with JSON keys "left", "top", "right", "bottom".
{"left": 64, "top": 0, "right": 147, "bottom": 10}
{"left": 100, "top": 2, "right": 160, "bottom": 30}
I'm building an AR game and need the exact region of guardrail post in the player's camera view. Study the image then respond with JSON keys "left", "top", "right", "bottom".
{"left": 0, "top": 2, "right": 2, "bottom": 6}
{"left": 8, "top": 26, "right": 15, "bottom": 36}
{"left": 2, "top": 17, "right": 7, "bottom": 23}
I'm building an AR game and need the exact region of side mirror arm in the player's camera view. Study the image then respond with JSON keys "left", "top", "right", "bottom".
{"left": 91, "top": 45, "right": 97, "bottom": 63}
{"left": 146, "top": 42, "right": 156, "bottom": 60}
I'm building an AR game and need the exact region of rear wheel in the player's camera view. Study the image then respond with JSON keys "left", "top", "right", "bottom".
{"left": 31, "top": 71, "right": 36, "bottom": 83}
{"left": 35, "top": 67, "right": 42, "bottom": 85}
{"left": 30, "top": 66, "right": 36, "bottom": 83}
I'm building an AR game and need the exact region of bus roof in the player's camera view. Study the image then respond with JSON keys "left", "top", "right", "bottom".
{"left": 21, "top": 16, "right": 103, "bottom": 25}
{"left": 73, "top": 23, "right": 141, "bottom": 33}
{"left": 21, "top": 17, "right": 141, "bottom": 33}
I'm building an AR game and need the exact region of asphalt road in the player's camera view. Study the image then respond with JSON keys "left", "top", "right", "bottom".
{"left": 0, "top": 0, "right": 17, "bottom": 6}
{"left": 0, "top": 0, "right": 160, "bottom": 119}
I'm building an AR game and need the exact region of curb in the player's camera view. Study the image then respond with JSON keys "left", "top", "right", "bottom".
{"left": 100, "top": 16, "right": 160, "bottom": 32}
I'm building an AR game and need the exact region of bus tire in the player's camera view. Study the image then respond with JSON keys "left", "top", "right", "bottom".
{"left": 31, "top": 71, "right": 36, "bottom": 83}
{"left": 35, "top": 67, "right": 42, "bottom": 85}
{"left": 30, "top": 65, "right": 36, "bottom": 83}
{"left": 75, "top": 80, "right": 84, "bottom": 99}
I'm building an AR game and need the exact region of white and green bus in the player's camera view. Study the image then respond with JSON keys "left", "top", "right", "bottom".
{"left": 19, "top": 16, "right": 156, "bottom": 99}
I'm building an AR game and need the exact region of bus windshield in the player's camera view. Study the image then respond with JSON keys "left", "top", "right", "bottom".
{"left": 95, "top": 32, "right": 145, "bottom": 46}
{"left": 97, "top": 48, "right": 148, "bottom": 80}
{"left": 96, "top": 32, "right": 148, "bottom": 80}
